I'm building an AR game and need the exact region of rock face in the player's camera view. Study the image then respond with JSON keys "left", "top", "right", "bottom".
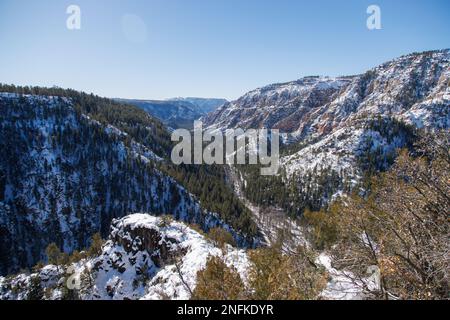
{"left": 281, "top": 50, "right": 449, "bottom": 180}
{"left": 203, "top": 50, "right": 450, "bottom": 208}
{"left": 0, "top": 214, "right": 249, "bottom": 300}
{"left": 204, "top": 50, "right": 449, "bottom": 138}
{"left": 108, "top": 216, "right": 182, "bottom": 268}
{"left": 203, "top": 76, "right": 352, "bottom": 135}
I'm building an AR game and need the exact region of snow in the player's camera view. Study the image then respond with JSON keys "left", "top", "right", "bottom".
{"left": 1, "top": 91, "right": 249, "bottom": 278}
{"left": 1, "top": 49, "right": 448, "bottom": 301}
{"left": 0, "top": 213, "right": 250, "bottom": 300}
{"left": 317, "top": 253, "right": 366, "bottom": 300}
{"left": 280, "top": 125, "right": 365, "bottom": 194}
{"left": 81, "top": 114, "right": 163, "bottom": 162}
{"left": 0, "top": 92, "right": 71, "bottom": 105}
{"left": 204, "top": 50, "right": 449, "bottom": 199}
{"left": 1, "top": 214, "right": 375, "bottom": 301}
{"left": 115, "top": 214, "right": 250, "bottom": 300}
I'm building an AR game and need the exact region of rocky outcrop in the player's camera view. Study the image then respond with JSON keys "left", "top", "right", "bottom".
{"left": 0, "top": 214, "right": 250, "bottom": 300}
{"left": 108, "top": 216, "right": 183, "bottom": 268}
{"left": 204, "top": 50, "right": 449, "bottom": 139}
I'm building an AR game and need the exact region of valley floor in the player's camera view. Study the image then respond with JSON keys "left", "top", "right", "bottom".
{"left": 226, "top": 166, "right": 367, "bottom": 300}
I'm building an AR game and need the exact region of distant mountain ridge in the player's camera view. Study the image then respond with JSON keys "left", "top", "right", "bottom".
{"left": 0, "top": 49, "right": 448, "bottom": 301}
{"left": 168, "top": 97, "right": 228, "bottom": 114}
{"left": 118, "top": 97, "right": 227, "bottom": 129}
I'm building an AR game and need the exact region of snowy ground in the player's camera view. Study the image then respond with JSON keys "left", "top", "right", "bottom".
{"left": 0, "top": 214, "right": 250, "bottom": 300}
{"left": 317, "top": 253, "right": 367, "bottom": 300}
{"left": 227, "top": 166, "right": 370, "bottom": 300}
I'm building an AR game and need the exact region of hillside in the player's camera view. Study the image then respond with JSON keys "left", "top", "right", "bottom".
{"left": 118, "top": 97, "right": 227, "bottom": 129}
{"left": 0, "top": 49, "right": 448, "bottom": 301}
{"left": 205, "top": 50, "right": 450, "bottom": 215}
{"left": 0, "top": 88, "right": 253, "bottom": 275}
{"left": 0, "top": 214, "right": 249, "bottom": 300}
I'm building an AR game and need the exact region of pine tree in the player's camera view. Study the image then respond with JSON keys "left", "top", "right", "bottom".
{"left": 88, "top": 233, "right": 103, "bottom": 257}
{"left": 45, "top": 243, "right": 61, "bottom": 266}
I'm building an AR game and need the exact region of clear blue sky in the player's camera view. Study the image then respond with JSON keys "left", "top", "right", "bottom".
{"left": 0, "top": 0, "right": 448, "bottom": 100}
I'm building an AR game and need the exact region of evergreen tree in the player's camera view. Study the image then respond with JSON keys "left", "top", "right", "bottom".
{"left": 88, "top": 233, "right": 103, "bottom": 257}
{"left": 45, "top": 243, "right": 61, "bottom": 266}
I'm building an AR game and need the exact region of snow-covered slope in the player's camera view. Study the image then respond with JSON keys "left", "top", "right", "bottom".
{"left": 204, "top": 50, "right": 450, "bottom": 209}
{"left": 0, "top": 214, "right": 249, "bottom": 300}
{"left": 203, "top": 76, "right": 352, "bottom": 134}
{"left": 0, "top": 93, "right": 240, "bottom": 275}
{"left": 204, "top": 50, "right": 449, "bottom": 137}
{"left": 282, "top": 50, "right": 449, "bottom": 198}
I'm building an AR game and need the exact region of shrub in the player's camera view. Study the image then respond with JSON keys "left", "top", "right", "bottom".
{"left": 207, "top": 227, "right": 236, "bottom": 248}
{"left": 192, "top": 256, "right": 247, "bottom": 300}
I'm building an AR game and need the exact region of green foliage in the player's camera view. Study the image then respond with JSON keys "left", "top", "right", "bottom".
{"left": 238, "top": 163, "right": 344, "bottom": 218}
{"left": 247, "top": 246, "right": 283, "bottom": 300}
{"left": 57, "top": 252, "right": 70, "bottom": 266}
{"left": 160, "top": 162, "right": 258, "bottom": 238}
{"left": 45, "top": 243, "right": 61, "bottom": 265}
{"left": 32, "top": 261, "right": 45, "bottom": 273}
{"left": 302, "top": 207, "right": 339, "bottom": 250}
{"left": 158, "top": 215, "right": 174, "bottom": 228}
{"left": 320, "top": 133, "right": 449, "bottom": 299}
{"left": 192, "top": 256, "right": 247, "bottom": 300}
{"left": 358, "top": 116, "right": 418, "bottom": 175}
{"left": 0, "top": 83, "right": 256, "bottom": 257}
{"left": 238, "top": 116, "right": 419, "bottom": 219}
{"left": 0, "top": 83, "right": 172, "bottom": 158}
{"left": 87, "top": 233, "right": 103, "bottom": 257}
{"left": 68, "top": 250, "right": 87, "bottom": 264}
{"left": 0, "top": 84, "right": 178, "bottom": 273}
{"left": 186, "top": 223, "right": 207, "bottom": 236}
